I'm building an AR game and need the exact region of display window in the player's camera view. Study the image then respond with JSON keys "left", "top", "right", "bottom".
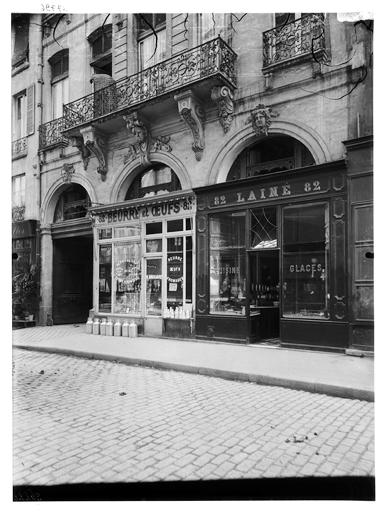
{"left": 96, "top": 213, "right": 194, "bottom": 319}
{"left": 282, "top": 203, "right": 329, "bottom": 319}
{"left": 209, "top": 212, "right": 247, "bottom": 315}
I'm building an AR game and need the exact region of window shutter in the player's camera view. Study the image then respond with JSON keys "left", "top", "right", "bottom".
{"left": 26, "top": 84, "right": 35, "bottom": 135}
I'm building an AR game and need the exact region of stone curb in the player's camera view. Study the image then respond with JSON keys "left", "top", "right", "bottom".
{"left": 13, "top": 344, "right": 374, "bottom": 402}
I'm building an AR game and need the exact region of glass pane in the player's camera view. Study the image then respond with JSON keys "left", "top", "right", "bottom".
{"left": 209, "top": 212, "right": 246, "bottom": 315}
{"left": 98, "top": 228, "right": 112, "bottom": 240}
{"left": 210, "top": 212, "right": 246, "bottom": 249}
{"left": 114, "top": 243, "right": 141, "bottom": 314}
{"left": 185, "top": 236, "right": 193, "bottom": 303}
{"left": 185, "top": 218, "right": 192, "bottom": 230}
{"left": 146, "top": 258, "right": 162, "bottom": 315}
{"left": 146, "top": 222, "right": 162, "bottom": 235}
{"left": 251, "top": 208, "right": 277, "bottom": 249}
{"left": 283, "top": 204, "right": 329, "bottom": 319}
{"left": 146, "top": 239, "right": 162, "bottom": 253}
{"left": 166, "top": 237, "right": 184, "bottom": 313}
{"left": 167, "top": 219, "right": 183, "bottom": 232}
{"left": 114, "top": 225, "right": 140, "bottom": 238}
{"left": 99, "top": 245, "right": 112, "bottom": 312}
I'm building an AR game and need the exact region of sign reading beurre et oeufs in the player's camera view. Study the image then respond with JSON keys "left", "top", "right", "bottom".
{"left": 94, "top": 196, "right": 195, "bottom": 224}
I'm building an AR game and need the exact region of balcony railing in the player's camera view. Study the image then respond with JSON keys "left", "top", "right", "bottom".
{"left": 39, "top": 117, "right": 68, "bottom": 151}
{"left": 63, "top": 37, "right": 237, "bottom": 131}
{"left": 263, "top": 14, "right": 326, "bottom": 68}
{"left": 12, "top": 137, "right": 28, "bottom": 159}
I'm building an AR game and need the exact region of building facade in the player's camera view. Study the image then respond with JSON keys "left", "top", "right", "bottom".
{"left": 13, "top": 13, "right": 373, "bottom": 352}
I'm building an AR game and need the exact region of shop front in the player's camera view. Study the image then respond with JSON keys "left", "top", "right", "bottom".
{"left": 89, "top": 191, "right": 196, "bottom": 338}
{"left": 194, "top": 160, "right": 349, "bottom": 351}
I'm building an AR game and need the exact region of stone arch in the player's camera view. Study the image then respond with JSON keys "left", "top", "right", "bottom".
{"left": 209, "top": 118, "right": 332, "bottom": 184}
{"left": 111, "top": 151, "right": 192, "bottom": 203}
{"left": 41, "top": 174, "right": 98, "bottom": 226}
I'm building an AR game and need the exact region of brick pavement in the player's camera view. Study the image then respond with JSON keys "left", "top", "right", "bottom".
{"left": 13, "top": 349, "right": 374, "bottom": 486}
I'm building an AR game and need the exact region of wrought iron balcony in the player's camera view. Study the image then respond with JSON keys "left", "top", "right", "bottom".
{"left": 39, "top": 117, "right": 69, "bottom": 151}
{"left": 263, "top": 14, "right": 326, "bottom": 68}
{"left": 12, "top": 137, "right": 28, "bottom": 159}
{"left": 63, "top": 37, "right": 237, "bottom": 131}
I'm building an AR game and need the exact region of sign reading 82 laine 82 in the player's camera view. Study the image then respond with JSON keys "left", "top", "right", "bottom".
{"left": 208, "top": 174, "right": 342, "bottom": 208}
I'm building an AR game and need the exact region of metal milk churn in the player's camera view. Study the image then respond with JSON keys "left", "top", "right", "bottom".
{"left": 129, "top": 321, "right": 138, "bottom": 338}
{"left": 92, "top": 318, "right": 100, "bottom": 335}
{"left": 100, "top": 318, "right": 107, "bottom": 336}
{"left": 122, "top": 320, "right": 130, "bottom": 337}
{"left": 106, "top": 319, "right": 113, "bottom": 336}
{"left": 114, "top": 320, "right": 122, "bottom": 337}
{"left": 86, "top": 317, "right": 93, "bottom": 334}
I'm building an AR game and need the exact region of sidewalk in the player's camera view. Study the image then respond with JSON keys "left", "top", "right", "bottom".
{"left": 12, "top": 325, "right": 374, "bottom": 401}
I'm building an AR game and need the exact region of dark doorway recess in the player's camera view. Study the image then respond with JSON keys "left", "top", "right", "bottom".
{"left": 53, "top": 236, "right": 93, "bottom": 324}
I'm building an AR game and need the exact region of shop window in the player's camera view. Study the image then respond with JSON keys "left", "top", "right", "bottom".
{"left": 53, "top": 184, "right": 90, "bottom": 222}
{"left": 125, "top": 164, "right": 181, "bottom": 200}
{"left": 282, "top": 203, "right": 329, "bottom": 319}
{"left": 114, "top": 242, "right": 141, "bottom": 314}
{"left": 49, "top": 50, "right": 69, "bottom": 119}
{"left": 99, "top": 245, "right": 112, "bottom": 312}
{"left": 12, "top": 14, "right": 29, "bottom": 69}
{"left": 12, "top": 175, "right": 26, "bottom": 207}
{"left": 88, "top": 24, "right": 112, "bottom": 76}
{"left": 209, "top": 212, "right": 246, "bottom": 315}
{"left": 227, "top": 136, "right": 315, "bottom": 181}
{"left": 137, "top": 14, "right": 166, "bottom": 70}
{"left": 146, "top": 258, "right": 162, "bottom": 315}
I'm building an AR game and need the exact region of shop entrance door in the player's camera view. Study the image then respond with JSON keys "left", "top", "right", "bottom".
{"left": 53, "top": 236, "right": 93, "bottom": 324}
{"left": 249, "top": 250, "right": 280, "bottom": 341}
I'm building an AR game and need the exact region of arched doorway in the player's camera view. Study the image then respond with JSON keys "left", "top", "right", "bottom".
{"left": 52, "top": 184, "right": 93, "bottom": 324}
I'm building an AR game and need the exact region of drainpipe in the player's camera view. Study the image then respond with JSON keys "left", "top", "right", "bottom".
{"left": 35, "top": 15, "right": 44, "bottom": 324}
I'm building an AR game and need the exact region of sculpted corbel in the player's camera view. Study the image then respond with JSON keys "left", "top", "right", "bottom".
{"left": 174, "top": 90, "right": 205, "bottom": 161}
{"left": 211, "top": 86, "right": 234, "bottom": 133}
{"left": 79, "top": 126, "right": 107, "bottom": 181}
{"left": 123, "top": 112, "right": 150, "bottom": 166}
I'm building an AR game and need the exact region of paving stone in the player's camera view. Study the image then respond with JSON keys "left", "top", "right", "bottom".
{"left": 13, "top": 349, "right": 374, "bottom": 485}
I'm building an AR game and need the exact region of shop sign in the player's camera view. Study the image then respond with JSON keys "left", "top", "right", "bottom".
{"left": 208, "top": 174, "right": 341, "bottom": 209}
{"left": 94, "top": 197, "right": 195, "bottom": 224}
{"left": 167, "top": 255, "right": 183, "bottom": 283}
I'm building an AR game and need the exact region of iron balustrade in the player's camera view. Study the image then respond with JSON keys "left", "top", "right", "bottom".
{"left": 39, "top": 117, "right": 68, "bottom": 150}
{"left": 63, "top": 37, "right": 237, "bottom": 131}
{"left": 12, "top": 137, "right": 28, "bottom": 159}
{"left": 263, "top": 14, "right": 326, "bottom": 68}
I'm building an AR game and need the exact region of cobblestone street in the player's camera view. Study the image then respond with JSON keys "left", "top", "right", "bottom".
{"left": 13, "top": 348, "right": 374, "bottom": 487}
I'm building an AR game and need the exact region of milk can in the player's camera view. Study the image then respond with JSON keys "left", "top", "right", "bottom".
{"left": 106, "top": 319, "right": 113, "bottom": 336}
{"left": 114, "top": 320, "right": 122, "bottom": 337}
{"left": 86, "top": 317, "right": 93, "bottom": 334}
{"left": 129, "top": 321, "right": 138, "bottom": 338}
{"left": 92, "top": 318, "right": 100, "bottom": 335}
{"left": 100, "top": 318, "right": 107, "bottom": 336}
{"left": 122, "top": 320, "right": 130, "bottom": 337}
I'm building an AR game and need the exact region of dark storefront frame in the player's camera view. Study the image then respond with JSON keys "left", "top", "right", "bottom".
{"left": 194, "top": 160, "right": 349, "bottom": 351}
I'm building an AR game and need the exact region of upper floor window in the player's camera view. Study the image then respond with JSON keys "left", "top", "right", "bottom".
{"left": 49, "top": 50, "right": 69, "bottom": 119}
{"left": 12, "top": 14, "right": 29, "bottom": 69}
{"left": 13, "top": 91, "right": 27, "bottom": 140}
{"left": 88, "top": 24, "right": 112, "bottom": 76}
{"left": 125, "top": 164, "right": 181, "bottom": 200}
{"left": 227, "top": 136, "right": 315, "bottom": 181}
{"left": 137, "top": 14, "right": 166, "bottom": 70}
{"left": 12, "top": 175, "right": 26, "bottom": 207}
